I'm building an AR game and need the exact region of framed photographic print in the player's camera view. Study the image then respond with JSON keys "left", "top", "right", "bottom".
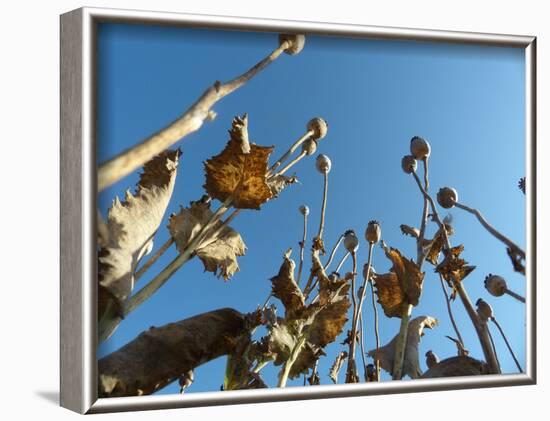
{"left": 60, "top": 7, "right": 536, "bottom": 414}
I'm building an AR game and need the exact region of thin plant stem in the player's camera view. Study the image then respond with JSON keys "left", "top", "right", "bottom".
{"left": 454, "top": 202, "right": 525, "bottom": 260}
{"left": 410, "top": 170, "right": 501, "bottom": 374}
{"left": 505, "top": 289, "right": 526, "bottom": 303}
{"left": 417, "top": 157, "right": 430, "bottom": 266}
{"left": 297, "top": 212, "right": 308, "bottom": 285}
{"left": 369, "top": 278, "right": 381, "bottom": 379}
{"left": 438, "top": 272, "right": 465, "bottom": 347}
{"left": 134, "top": 238, "right": 174, "bottom": 283}
{"left": 275, "top": 150, "right": 307, "bottom": 176}
{"left": 323, "top": 234, "right": 344, "bottom": 271}
{"left": 359, "top": 312, "right": 368, "bottom": 382}
{"left": 98, "top": 40, "right": 293, "bottom": 191}
{"left": 345, "top": 251, "right": 359, "bottom": 383}
{"left": 335, "top": 251, "right": 351, "bottom": 273}
{"left": 487, "top": 324, "right": 501, "bottom": 369}
{"left": 268, "top": 130, "right": 313, "bottom": 175}
{"left": 317, "top": 171, "right": 329, "bottom": 240}
{"left": 491, "top": 317, "right": 524, "bottom": 373}
{"left": 306, "top": 251, "right": 350, "bottom": 301}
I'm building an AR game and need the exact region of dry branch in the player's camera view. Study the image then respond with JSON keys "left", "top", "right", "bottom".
{"left": 98, "top": 308, "right": 249, "bottom": 397}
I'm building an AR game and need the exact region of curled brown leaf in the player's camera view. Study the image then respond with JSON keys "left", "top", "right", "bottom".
{"left": 270, "top": 250, "right": 306, "bottom": 317}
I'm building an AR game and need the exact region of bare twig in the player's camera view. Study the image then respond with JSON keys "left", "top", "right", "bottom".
{"left": 98, "top": 39, "right": 295, "bottom": 191}
{"left": 454, "top": 202, "right": 525, "bottom": 260}
{"left": 369, "top": 278, "right": 381, "bottom": 379}
{"left": 345, "top": 251, "right": 360, "bottom": 383}
{"left": 268, "top": 130, "right": 313, "bottom": 175}
{"left": 491, "top": 317, "right": 523, "bottom": 373}
{"left": 317, "top": 171, "right": 329, "bottom": 241}
{"left": 134, "top": 238, "right": 174, "bottom": 283}
{"left": 438, "top": 272, "right": 465, "bottom": 346}
{"left": 297, "top": 210, "right": 308, "bottom": 285}
{"left": 323, "top": 234, "right": 344, "bottom": 271}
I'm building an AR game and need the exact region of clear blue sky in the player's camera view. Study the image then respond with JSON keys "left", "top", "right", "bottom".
{"left": 97, "top": 23, "right": 526, "bottom": 394}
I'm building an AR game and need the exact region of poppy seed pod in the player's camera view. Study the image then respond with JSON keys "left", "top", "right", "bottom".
{"left": 278, "top": 34, "right": 306, "bottom": 55}
{"left": 299, "top": 204, "right": 310, "bottom": 216}
{"left": 484, "top": 274, "right": 507, "bottom": 297}
{"left": 344, "top": 229, "right": 359, "bottom": 252}
{"left": 302, "top": 138, "right": 318, "bottom": 155}
{"left": 307, "top": 117, "right": 328, "bottom": 140}
{"left": 476, "top": 298, "right": 493, "bottom": 322}
{"left": 437, "top": 187, "right": 458, "bottom": 209}
{"left": 316, "top": 154, "right": 332, "bottom": 174}
{"left": 410, "top": 136, "right": 431, "bottom": 160}
{"left": 401, "top": 155, "right": 417, "bottom": 174}
{"left": 365, "top": 220, "right": 382, "bottom": 244}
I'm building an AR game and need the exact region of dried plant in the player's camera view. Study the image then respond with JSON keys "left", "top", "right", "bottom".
{"left": 97, "top": 41, "right": 526, "bottom": 396}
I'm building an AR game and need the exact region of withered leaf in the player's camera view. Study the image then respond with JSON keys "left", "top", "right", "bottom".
{"left": 372, "top": 272, "right": 403, "bottom": 318}
{"left": 268, "top": 174, "right": 299, "bottom": 198}
{"left": 306, "top": 297, "right": 351, "bottom": 348}
{"left": 329, "top": 351, "right": 348, "bottom": 384}
{"left": 270, "top": 250, "right": 306, "bottom": 317}
{"left": 435, "top": 244, "right": 475, "bottom": 287}
{"left": 368, "top": 316, "right": 438, "bottom": 379}
{"left": 168, "top": 199, "right": 246, "bottom": 280}
{"left": 425, "top": 223, "right": 454, "bottom": 265}
{"left": 400, "top": 224, "right": 420, "bottom": 238}
{"left": 204, "top": 114, "right": 274, "bottom": 209}
{"left": 289, "top": 344, "right": 324, "bottom": 379}
{"left": 379, "top": 244, "right": 425, "bottom": 311}
{"left": 99, "top": 150, "right": 180, "bottom": 313}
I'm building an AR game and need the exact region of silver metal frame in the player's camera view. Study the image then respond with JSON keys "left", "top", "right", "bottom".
{"left": 60, "top": 6, "right": 537, "bottom": 414}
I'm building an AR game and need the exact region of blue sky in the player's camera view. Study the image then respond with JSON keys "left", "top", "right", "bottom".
{"left": 97, "top": 23, "right": 526, "bottom": 394}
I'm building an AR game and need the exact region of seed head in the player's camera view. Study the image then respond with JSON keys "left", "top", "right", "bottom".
{"left": 410, "top": 136, "right": 431, "bottom": 160}
{"left": 299, "top": 204, "right": 310, "bottom": 216}
{"left": 316, "top": 154, "right": 332, "bottom": 174}
{"left": 476, "top": 298, "right": 493, "bottom": 322}
{"left": 278, "top": 34, "right": 306, "bottom": 55}
{"left": 307, "top": 117, "right": 328, "bottom": 140}
{"left": 302, "top": 138, "right": 318, "bottom": 155}
{"left": 437, "top": 187, "right": 458, "bottom": 209}
{"left": 344, "top": 229, "right": 359, "bottom": 252}
{"left": 365, "top": 220, "right": 381, "bottom": 244}
{"left": 401, "top": 155, "right": 417, "bottom": 174}
{"left": 484, "top": 274, "right": 507, "bottom": 297}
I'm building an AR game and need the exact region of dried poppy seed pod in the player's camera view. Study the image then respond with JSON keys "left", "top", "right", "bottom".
{"left": 410, "top": 136, "right": 431, "bottom": 160}
{"left": 307, "top": 117, "right": 328, "bottom": 140}
{"left": 476, "top": 298, "right": 493, "bottom": 322}
{"left": 299, "top": 204, "right": 310, "bottom": 216}
{"left": 437, "top": 187, "right": 458, "bottom": 209}
{"left": 278, "top": 34, "right": 306, "bottom": 55}
{"left": 344, "top": 229, "right": 359, "bottom": 252}
{"left": 316, "top": 154, "right": 332, "bottom": 174}
{"left": 365, "top": 220, "right": 382, "bottom": 244}
{"left": 401, "top": 155, "right": 417, "bottom": 174}
{"left": 302, "top": 138, "right": 318, "bottom": 155}
{"left": 425, "top": 350, "right": 440, "bottom": 369}
{"left": 484, "top": 274, "right": 507, "bottom": 297}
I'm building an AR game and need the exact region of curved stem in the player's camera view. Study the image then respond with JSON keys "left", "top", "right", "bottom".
{"left": 297, "top": 212, "right": 308, "bottom": 285}
{"left": 277, "top": 150, "right": 307, "bottom": 176}
{"left": 417, "top": 157, "right": 430, "bottom": 266}
{"left": 335, "top": 251, "right": 351, "bottom": 273}
{"left": 278, "top": 335, "right": 307, "bottom": 387}
{"left": 392, "top": 303, "right": 413, "bottom": 380}
{"left": 454, "top": 202, "right": 525, "bottom": 260}
{"left": 134, "top": 238, "right": 174, "bottom": 283}
{"left": 98, "top": 41, "right": 291, "bottom": 191}
{"left": 486, "top": 323, "right": 501, "bottom": 369}
{"left": 345, "top": 251, "right": 359, "bottom": 383}
{"left": 323, "top": 234, "right": 344, "bottom": 271}
{"left": 359, "top": 312, "right": 368, "bottom": 382}
{"left": 268, "top": 131, "right": 313, "bottom": 175}
{"left": 438, "top": 273, "right": 465, "bottom": 347}
{"left": 491, "top": 317, "right": 523, "bottom": 373}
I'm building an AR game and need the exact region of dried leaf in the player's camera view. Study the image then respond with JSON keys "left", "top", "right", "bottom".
{"left": 168, "top": 199, "right": 246, "bottom": 280}
{"left": 98, "top": 150, "right": 180, "bottom": 313}
{"left": 382, "top": 246, "right": 424, "bottom": 307}
{"left": 400, "top": 224, "right": 420, "bottom": 238}
{"left": 368, "top": 316, "right": 438, "bottom": 379}
{"left": 435, "top": 244, "right": 475, "bottom": 288}
{"left": 329, "top": 351, "right": 348, "bottom": 384}
{"left": 372, "top": 272, "right": 403, "bottom": 318}
{"left": 268, "top": 174, "right": 299, "bottom": 197}
{"left": 204, "top": 114, "right": 274, "bottom": 209}
{"left": 307, "top": 298, "right": 350, "bottom": 348}
{"left": 289, "top": 343, "right": 324, "bottom": 379}
{"left": 270, "top": 250, "right": 306, "bottom": 317}
{"left": 425, "top": 223, "right": 454, "bottom": 265}
{"left": 420, "top": 356, "right": 489, "bottom": 378}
